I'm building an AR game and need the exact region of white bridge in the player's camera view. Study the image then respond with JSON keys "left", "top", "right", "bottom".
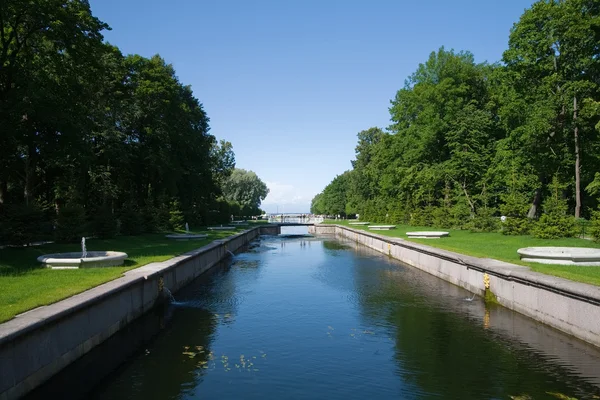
{"left": 267, "top": 215, "right": 324, "bottom": 225}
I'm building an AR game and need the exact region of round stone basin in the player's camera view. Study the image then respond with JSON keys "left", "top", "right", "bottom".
{"left": 368, "top": 225, "right": 396, "bottom": 230}
{"left": 165, "top": 233, "right": 208, "bottom": 240}
{"left": 517, "top": 247, "right": 600, "bottom": 266}
{"left": 406, "top": 231, "right": 449, "bottom": 239}
{"left": 38, "top": 251, "right": 128, "bottom": 269}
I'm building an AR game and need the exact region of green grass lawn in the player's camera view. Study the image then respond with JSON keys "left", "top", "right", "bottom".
{"left": 0, "top": 227, "right": 246, "bottom": 323}
{"left": 325, "top": 220, "right": 600, "bottom": 287}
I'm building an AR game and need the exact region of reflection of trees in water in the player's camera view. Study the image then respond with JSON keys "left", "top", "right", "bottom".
{"left": 92, "top": 259, "right": 262, "bottom": 400}
{"left": 96, "top": 254, "right": 270, "bottom": 400}
{"left": 322, "top": 240, "right": 351, "bottom": 252}
{"left": 90, "top": 296, "right": 223, "bottom": 399}
{"left": 349, "top": 243, "right": 600, "bottom": 399}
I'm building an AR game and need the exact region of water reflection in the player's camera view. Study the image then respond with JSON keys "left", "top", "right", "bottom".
{"left": 29, "top": 234, "right": 600, "bottom": 400}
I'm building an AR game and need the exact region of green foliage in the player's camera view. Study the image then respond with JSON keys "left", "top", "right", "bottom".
{"left": 532, "top": 214, "right": 577, "bottom": 239}
{"left": 590, "top": 211, "right": 600, "bottom": 242}
{"left": 119, "top": 205, "right": 144, "bottom": 236}
{"left": 222, "top": 169, "right": 269, "bottom": 212}
{"left": 499, "top": 165, "right": 534, "bottom": 235}
{"left": 431, "top": 207, "right": 451, "bottom": 229}
{"left": 92, "top": 206, "right": 119, "bottom": 239}
{"left": 168, "top": 201, "right": 185, "bottom": 231}
{"left": 502, "top": 217, "right": 531, "bottom": 236}
{"left": 469, "top": 207, "right": 500, "bottom": 233}
{"left": 140, "top": 204, "right": 162, "bottom": 233}
{"left": 410, "top": 207, "right": 433, "bottom": 227}
{"left": 55, "top": 205, "right": 87, "bottom": 243}
{"left": 313, "top": 1, "right": 600, "bottom": 234}
{"left": 0, "top": 2, "right": 266, "bottom": 240}
{"left": 532, "top": 176, "right": 577, "bottom": 239}
{"left": 0, "top": 203, "right": 51, "bottom": 246}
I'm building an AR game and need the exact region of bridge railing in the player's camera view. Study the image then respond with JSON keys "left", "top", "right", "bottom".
{"left": 267, "top": 216, "right": 324, "bottom": 224}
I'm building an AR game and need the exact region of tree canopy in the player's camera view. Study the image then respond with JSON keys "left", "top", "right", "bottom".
{"left": 312, "top": 0, "right": 600, "bottom": 239}
{"left": 0, "top": 1, "right": 265, "bottom": 243}
{"left": 222, "top": 169, "right": 269, "bottom": 216}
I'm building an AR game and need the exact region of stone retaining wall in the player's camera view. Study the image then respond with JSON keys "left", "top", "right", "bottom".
{"left": 0, "top": 226, "right": 274, "bottom": 400}
{"left": 310, "top": 224, "right": 600, "bottom": 348}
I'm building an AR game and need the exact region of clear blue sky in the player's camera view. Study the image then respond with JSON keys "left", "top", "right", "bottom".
{"left": 90, "top": 0, "right": 534, "bottom": 213}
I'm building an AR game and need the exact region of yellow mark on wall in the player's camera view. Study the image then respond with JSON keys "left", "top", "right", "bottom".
{"left": 483, "top": 273, "right": 490, "bottom": 289}
{"left": 158, "top": 277, "right": 164, "bottom": 293}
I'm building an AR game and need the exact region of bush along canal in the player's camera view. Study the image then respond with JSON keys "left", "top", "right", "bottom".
{"left": 27, "top": 227, "right": 600, "bottom": 399}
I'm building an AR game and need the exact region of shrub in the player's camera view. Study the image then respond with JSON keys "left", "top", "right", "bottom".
{"left": 141, "top": 203, "right": 169, "bottom": 233}
{"left": 531, "top": 214, "right": 577, "bottom": 239}
{"left": 389, "top": 205, "right": 407, "bottom": 225}
{"left": 55, "top": 204, "right": 87, "bottom": 243}
{"left": 469, "top": 207, "right": 500, "bottom": 233}
{"left": 532, "top": 175, "right": 577, "bottom": 239}
{"left": 92, "top": 205, "right": 118, "bottom": 239}
{"left": 450, "top": 200, "right": 473, "bottom": 229}
{"left": 168, "top": 200, "right": 185, "bottom": 231}
{"left": 119, "top": 205, "right": 143, "bottom": 236}
{"left": 0, "top": 202, "right": 50, "bottom": 245}
{"left": 500, "top": 178, "right": 532, "bottom": 235}
{"left": 590, "top": 211, "right": 600, "bottom": 241}
{"left": 410, "top": 206, "right": 433, "bottom": 226}
{"left": 502, "top": 216, "right": 531, "bottom": 235}
{"left": 431, "top": 206, "right": 451, "bottom": 228}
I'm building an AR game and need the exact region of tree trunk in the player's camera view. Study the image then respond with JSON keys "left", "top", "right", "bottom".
{"left": 527, "top": 188, "right": 542, "bottom": 218}
{"left": 461, "top": 181, "right": 475, "bottom": 215}
{"left": 574, "top": 95, "right": 581, "bottom": 219}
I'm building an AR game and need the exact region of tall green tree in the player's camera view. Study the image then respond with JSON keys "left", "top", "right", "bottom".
{"left": 0, "top": 0, "right": 108, "bottom": 205}
{"left": 502, "top": 0, "right": 600, "bottom": 218}
{"left": 222, "top": 169, "right": 269, "bottom": 213}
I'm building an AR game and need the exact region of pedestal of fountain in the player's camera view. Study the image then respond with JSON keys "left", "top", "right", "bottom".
{"left": 406, "top": 231, "right": 450, "bottom": 239}
{"left": 517, "top": 247, "right": 600, "bottom": 266}
{"left": 37, "top": 251, "right": 128, "bottom": 269}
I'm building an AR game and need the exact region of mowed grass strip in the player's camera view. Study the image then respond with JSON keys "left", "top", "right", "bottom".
{"left": 0, "top": 227, "right": 247, "bottom": 323}
{"left": 325, "top": 220, "right": 600, "bottom": 287}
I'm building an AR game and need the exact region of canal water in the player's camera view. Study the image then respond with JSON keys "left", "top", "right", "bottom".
{"left": 30, "top": 228, "right": 600, "bottom": 399}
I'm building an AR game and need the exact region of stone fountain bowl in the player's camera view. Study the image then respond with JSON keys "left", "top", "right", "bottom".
{"left": 37, "top": 251, "right": 128, "bottom": 269}
{"left": 406, "top": 231, "right": 450, "bottom": 239}
{"left": 165, "top": 233, "right": 208, "bottom": 240}
{"left": 517, "top": 247, "right": 600, "bottom": 266}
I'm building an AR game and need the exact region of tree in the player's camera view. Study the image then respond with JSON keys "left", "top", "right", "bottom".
{"left": 315, "top": 2, "right": 600, "bottom": 227}
{"left": 310, "top": 193, "right": 325, "bottom": 214}
{"left": 388, "top": 48, "right": 499, "bottom": 219}
{"left": 0, "top": 2, "right": 235, "bottom": 241}
{"left": 210, "top": 140, "right": 236, "bottom": 187}
{"left": 222, "top": 169, "right": 269, "bottom": 214}
{"left": 0, "top": 0, "right": 109, "bottom": 205}
{"left": 502, "top": 0, "right": 600, "bottom": 218}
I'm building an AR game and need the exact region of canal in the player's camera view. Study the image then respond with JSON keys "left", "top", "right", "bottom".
{"left": 30, "top": 228, "right": 600, "bottom": 399}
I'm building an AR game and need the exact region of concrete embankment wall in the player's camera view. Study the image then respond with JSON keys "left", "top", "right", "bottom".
{"left": 0, "top": 225, "right": 278, "bottom": 400}
{"left": 310, "top": 224, "right": 600, "bottom": 348}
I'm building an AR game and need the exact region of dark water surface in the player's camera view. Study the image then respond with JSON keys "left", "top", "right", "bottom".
{"left": 32, "top": 228, "right": 600, "bottom": 399}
